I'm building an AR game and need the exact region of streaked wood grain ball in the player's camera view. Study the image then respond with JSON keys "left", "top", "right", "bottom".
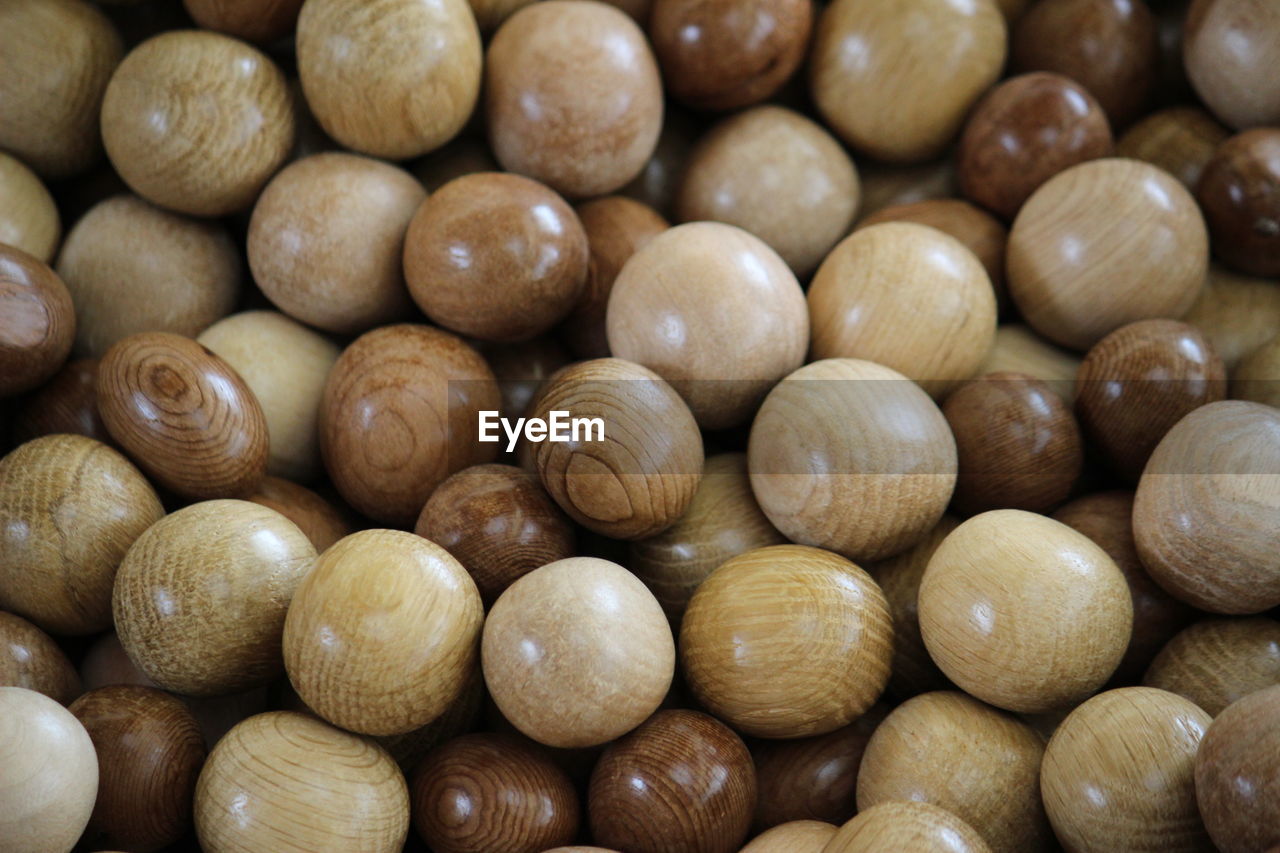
{"left": 1194, "top": 684, "right": 1280, "bottom": 853}
{"left": 1144, "top": 618, "right": 1280, "bottom": 717}
{"left": 824, "top": 801, "right": 992, "bottom": 853}
{"left": 0, "top": 612, "right": 81, "bottom": 704}
{"left": 0, "top": 244, "right": 75, "bottom": 397}
{"left": 0, "top": 151, "right": 61, "bottom": 262}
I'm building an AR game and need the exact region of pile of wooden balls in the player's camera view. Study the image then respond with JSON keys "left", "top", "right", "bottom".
{"left": 2, "top": 0, "right": 1280, "bottom": 850}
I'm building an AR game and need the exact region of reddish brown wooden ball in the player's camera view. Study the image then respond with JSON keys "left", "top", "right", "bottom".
{"left": 10, "top": 357, "right": 109, "bottom": 445}
{"left": 1197, "top": 128, "right": 1280, "bottom": 277}
{"left": 0, "top": 611, "right": 81, "bottom": 704}
{"left": 1195, "top": 684, "right": 1280, "bottom": 852}
{"left": 0, "top": 244, "right": 74, "bottom": 397}
{"left": 183, "top": 0, "right": 304, "bottom": 43}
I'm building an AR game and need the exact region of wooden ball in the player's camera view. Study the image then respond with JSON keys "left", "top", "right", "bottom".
{"left": 1194, "top": 684, "right": 1280, "bottom": 853}
{"left": 466, "top": 0, "right": 538, "bottom": 31}
{"left": 411, "top": 135, "right": 500, "bottom": 193}
{"left": 1184, "top": 0, "right": 1280, "bottom": 130}
{"left": 1233, "top": 335, "right": 1280, "bottom": 408}
{"left": 0, "top": 612, "right": 81, "bottom": 704}
{"left": 248, "top": 152, "right": 423, "bottom": 335}
{"left": 0, "top": 686, "right": 98, "bottom": 852}
{"left": 675, "top": 105, "right": 859, "bottom": 276}
{"left": 588, "top": 709, "right": 756, "bottom": 853}
{"left": 0, "top": 151, "right": 60, "bottom": 262}
{"left": 1198, "top": 128, "right": 1280, "bottom": 277}
{"left": 680, "top": 545, "right": 892, "bottom": 738}
{"left": 620, "top": 108, "right": 700, "bottom": 218}
{"left": 1042, "top": 687, "right": 1212, "bottom": 852}
{"left": 410, "top": 732, "right": 579, "bottom": 853}
{"left": 979, "top": 324, "right": 1080, "bottom": 394}
{"left": 416, "top": 463, "right": 576, "bottom": 606}
{"left": 858, "top": 159, "right": 958, "bottom": 219}
{"left": 0, "top": 0, "right": 122, "bottom": 178}
{"left": 481, "top": 557, "right": 674, "bottom": 748}
{"left": 742, "top": 821, "right": 838, "bottom": 853}
{"left": 373, "top": 667, "right": 485, "bottom": 773}
{"left": 1115, "top": 106, "right": 1230, "bottom": 190}
{"left": 10, "top": 358, "right": 110, "bottom": 446}
{"left": 607, "top": 222, "right": 808, "bottom": 428}
{"left": 919, "top": 509, "right": 1133, "bottom": 713}
{"left": 247, "top": 476, "right": 351, "bottom": 553}
{"left": 811, "top": 0, "right": 1006, "bottom": 163}
{"left": 957, "top": 72, "right": 1113, "bottom": 220}
{"left": 0, "top": 244, "right": 74, "bottom": 397}
{"left": 0, "top": 434, "right": 162, "bottom": 635}
{"left": 284, "top": 529, "right": 482, "bottom": 736}
{"left": 403, "top": 172, "right": 588, "bottom": 342}
{"left": 1143, "top": 618, "right": 1280, "bottom": 716}
{"left": 195, "top": 711, "right": 409, "bottom": 853}
{"left": 486, "top": 1, "right": 663, "bottom": 197}
{"left": 1133, "top": 400, "right": 1280, "bottom": 613}
{"left": 482, "top": 336, "right": 573, "bottom": 420}
{"left": 808, "top": 223, "right": 997, "bottom": 397}
{"left": 1075, "top": 319, "right": 1227, "bottom": 480}
{"left": 1007, "top": 158, "right": 1208, "bottom": 351}
{"left": 183, "top": 0, "right": 304, "bottom": 42}
{"left": 824, "top": 801, "right": 992, "bottom": 853}
{"left": 1183, "top": 264, "right": 1280, "bottom": 368}
{"left": 319, "top": 324, "right": 500, "bottom": 526}
{"left": 70, "top": 685, "right": 206, "bottom": 852}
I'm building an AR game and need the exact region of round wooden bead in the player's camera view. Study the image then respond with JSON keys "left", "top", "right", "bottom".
{"left": 680, "top": 545, "right": 893, "bottom": 738}
{"left": 857, "top": 159, "right": 958, "bottom": 219}
{"left": 1115, "top": 106, "right": 1230, "bottom": 190}
{"left": 373, "top": 667, "right": 484, "bottom": 772}
{"left": 1184, "top": 0, "right": 1280, "bottom": 130}
{"left": 481, "top": 557, "right": 674, "bottom": 748}
{"left": 485, "top": 0, "right": 663, "bottom": 197}
{"left": 247, "top": 476, "right": 351, "bottom": 553}
{"left": 808, "top": 223, "right": 997, "bottom": 397}
{"left": 1198, "top": 128, "right": 1280, "bottom": 277}
{"left": 70, "top": 685, "right": 206, "bottom": 853}
{"left": 676, "top": 106, "right": 859, "bottom": 276}
{"left": 811, "top": 0, "right": 1006, "bottom": 163}
{"left": 1007, "top": 158, "right": 1208, "bottom": 351}
{"left": 198, "top": 311, "right": 340, "bottom": 483}
{"left": 183, "top": 0, "right": 304, "bottom": 42}
{"left": 1183, "top": 264, "right": 1280, "bottom": 368}
{"left": 1234, "top": 335, "right": 1280, "bottom": 408}
{"left": 0, "top": 0, "right": 122, "bottom": 178}
{"left": 919, "top": 510, "right": 1133, "bottom": 713}
{"left": 0, "top": 612, "right": 81, "bottom": 704}
{"left": 248, "top": 152, "right": 423, "bottom": 335}
{"left": 0, "top": 434, "right": 163, "bottom": 635}
{"left": 741, "top": 821, "right": 838, "bottom": 853}
{"left": 1042, "top": 687, "right": 1212, "bottom": 852}
{"left": 1194, "top": 684, "right": 1280, "bottom": 852}
{"left": 98, "top": 331, "right": 270, "bottom": 499}
{"left": 411, "top": 135, "right": 500, "bottom": 192}
{"left": 1075, "top": 319, "right": 1227, "bottom": 480}
{"left": 410, "top": 732, "right": 579, "bottom": 853}
{"left": 10, "top": 358, "right": 110, "bottom": 445}
{"left": 0, "top": 686, "right": 98, "bottom": 853}
{"left": 588, "top": 709, "right": 756, "bottom": 853}
{"left": 1143, "top": 618, "right": 1280, "bottom": 716}
{"left": 1133, "top": 400, "right": 1280, "bottom": 613}
{"left": 101, "top": 31, "right": 294, "bottom": 216}
{"left": 621, "top": 108, "right": 700, "bottom": 218}
{"left": 957, "top": 72, "right": 1113, "bottom": 220}
{"left": 284, "top": 529, "right": 482, "bottom": 736}
{"left": 482, "top": 336, "right": 573, "bottom": 420}
{"left": 979, "top": 325, "right": 1081, "bottom": 393}
{"left": 195, "top": 711, "right": 409, "bottom": 853}
{"left": 403, "top": 172, "right": 588, "bottom": 342}
{"left": 606, "top": 222, "right": 808, "bottom": 428}
{"left": 0, "top": 244, "right": 74, "bottom": 398}
{"left": 824, "top": 801, "right": 992, "bottom": 853}
{"left": 0, "top": 151, "right": 60, "bottom": 262}
{"left": 749, "top": 359, "right": 957, "bottom": 561}
{"left": 319, "top": 324, "right": 499, "bottom": 526}
{"left": 466, "top": 0, "right": 538, "bottom": 31}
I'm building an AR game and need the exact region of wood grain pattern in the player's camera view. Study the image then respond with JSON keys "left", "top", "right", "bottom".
{"left": 741, "top": 821, "right": 837, "bottom": 853}
{"left": 0, "top": 151, "right": 60, "bottom": 262}
{"left": 0, "top": 611, "right": 81, "bottom": 704}
{"left": 1182, "top": 264, "right": 1280, "bottom": 368}
{"left": 1115, "top": 106, "right": 1229, "bottom": 190}
{"left": 1233, "top": 335, "right": 1280, "bottom": 408}
{"left": 482, "top": 336, "right": 573, "bottom": 421}
{"left": 1194, "top": 684, "right": 1280, "bottom": 853}
{"left": 1184, "top": 0, "right": 1280, "bottom": 129}
{"left": 10, "top": 357, "right": 111, "bottom": 445}
{"left": 824, "top": 801, "right": 992, "bottom": 853}
{"left": 1197, "top": 127, "right": 1280, "bottom": 277}
{"left": 978, "top": 325, "right": 1080, "bottom": 395}
{"left": 1144, "top": 618, "right": 1280, "bottom": 716}
{"left": 246, "top": 476, "right": 351, "bottom": 554}
{"left": 183, "top": 0, "right": 304, "bottom": 42}
{"left": 0, "top": 244, "right": 75, "bottom": 397}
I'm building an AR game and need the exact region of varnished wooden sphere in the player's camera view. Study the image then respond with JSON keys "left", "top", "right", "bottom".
{"left": 373, "top": 667, "right": 484, "bottom": 773}
{"left": 1194, "top": 684, "right": 1280, "bottom": 853}
{"left": 1115, "top": 106, "right": 1230, "bottom": 190}
{"left": 824, "top": 801, "right": 992, "bottom": 853}
{"left": 957, "top": 72, "right": 1113, "bottom": 220}
{"left": 1234, "top": 335, "right": 1280, "bottom": 408}
{"left": 486, "top": 1, "right": 663, "bottom": 197}
{"left": 979, "top": 324, "right": 1081, "bottom": 393}
{"left": 248, "top": 152, "right": 423, "bottom": 335}
{"left": 1042, "top": 687, "right": 1212, "bottom": 852}
{"left": 919, "top": 510, "right": 1133, "bottom": 713}
{"left": 680, "top": 544, "right": 892, "bottom": 738}
{"left": 70, "top": 685, "right": 206, "bottom": 852}
{"left": 607, "top": 221, "right": 808, "bottom": 428}
{"left": 404, "top": 172, "right": 588, "bottom": 342}
{"left": 588, "top": 709, "right": 756, "bottom": 853}
{"left": 101, "top": 30, "right": 294, "bottom": 216}
{"left": 10, "top": 358, "right": 110, "bottom": 446}
{"left": 857, "top": 691, "right": 1050, "bottom": 853}
{"left": 742, "top": 821, "right": 837, "bottom": 853}
{"left": 0, "top": 245, "right": 74, "bottom": 398}
{"left": 809, "top": 223, "right": 997, "bottom": 397}
{"left": 195, "top": 711, "right": 409, "bottom": 853}
{"left": 482, "top": 557, "right": 674, "bottom": 748}
{"left": 0, "top": 434, "right": 162, "bottom": 635}
{"left": 1198, "top": 128, "right": 1280, "bottom": 277}
{"left": 811, "top": 0, "right": 1006, "bottom": 163}
{"left": 183, "top": 0, "right": 304, "bottom": 42}
{"left": 0, "top": 612, "right": 81, "bottom": 704}
{"left": 319, "top": 324, "right": 500, "bottom": 526}
{"left": 675, "top": 105, "right": 859, "bottom": 276}
{"left": 284, "top": 529, "right": 482, "bottom": 736}
{"left": 0, "top": 0, "right": 122, "bottom": 178}
{"left": 1144, "top": 618, "right": 1280, "bottom": 716}
{"left": 1183, "top": 264, "right": 1280, "bottom": 368}
{"left": 1184, "top": 0, "right": 1280, "bottom": 130}
{"left": 0, "top": 686, "right": 98, "bottom": 853}
{"left": 98, "top": 331, "right": 270, "bottom": 499}
{"left": 0, "top": 152, "right": 60, "bottom": 262}
{"left": 1007, "top": 158, "right": 1209, "bottom": 351}
{"left": 1133, "top": 400, "right": 1280, "bottom": 613}
{"left": 410, "top": 732, "right": 579, "bottom": 853}
{"left": 247, "top": 476, "right": 351, "bottom": 553}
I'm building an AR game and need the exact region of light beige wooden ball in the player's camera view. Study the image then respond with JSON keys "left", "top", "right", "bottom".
{"left": 1182, "top": 264, "right": 1280, "bottom": 369}
{"left": 978, "top": 324, "right": 1080, "bottom": 400}
{"left": 741, "top": 821, "right": 838, "bottom": 853}
{"left": 0, "top": 152, "right": 60, "bottom": 263}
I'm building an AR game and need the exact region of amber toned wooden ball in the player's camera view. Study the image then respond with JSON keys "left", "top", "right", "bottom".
{"left": 320, "top": 324, "right": 500, "bottom": 525}
{"left": 1133, "top": 400, "right": 1280, "bottom": 613}
{"left": 589, "top": 709, "right": 756, "bottom": 853}
{"left": 1184, "top": 0, "right": 1280, "bottom": 130}
{"left": 0, "top": 152, "right": 60, "bottom": 262}
{"left": 1194, "top": 684, "right": 1280, "bottom": 852}
{"left": 247, "top": 476, "right": 351, "bottom": 553}
{"left": 1007, "top": 158, "right": 1209, "bottom": 350}
{"left": 486, "top": 1, "right": 663, "bottom": 197}
{"left": 920, "top": 510, "right": 1133, "bottom": 713}
{"left": 1115, "top": 106, "right": 1229, "bottom": 190}
{"left": 979, "top": 325, "right": 1081, "bottom": 393}
{"left": 681, "top": 545, "right": 892, "bottom": 738}
{"left": 482, "top": 336, "right": 573, "bottom": 420}
{"left": 1143, "top": 618, "right": 1280, "bottom": 716}
{"left": 824, "top": 801, "right": 992, "bottom": 853}
{"left": 1198, "top": 128, "right": 1280, "bottom": 277}
{"left": 742, "top": 821, "right": 838, "bottom": 853}
{"left": 248, "top": 152, "right": 423, "bottom": 335}
{"left": 0, "top": 244, "right": 74, "bottom": 398}
{"left": 482, "top": 557, "right": 674, "bottom": 748}
{"left": 1183, "top": 264, "right": 1280, "bottom": 369}
{"left": 10, "top": 357, "right": 110, "bottom": 446}
{"left": 195, "top": 711, "right": 409, "bottom": 853}
{"left": 0, "top": 612, "right": 80, "bottom": 704}
{"left": 0, "top": 434, "right": 162, "bottom": 635}
{"left": 183, "top": 0, "right": 304, "bottom": 42}
{"left": 1234, "top": 335, "right": 1280, "bottom": 408}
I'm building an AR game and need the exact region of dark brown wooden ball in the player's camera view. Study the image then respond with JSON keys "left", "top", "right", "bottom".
{"left": 1195, "top": 684, "right": 1280, "bottom": 852}
{"left": 1197, "top": 128, "right": 1280, "bottom": 277}
{"left": 0, "top": 611, "right": 81, "bottom": 704}
{"left": 0, "top": 244, "right": 74, "bottom": 398}
{"left": 9, "top": 358, "right": 109, "bottom": 445}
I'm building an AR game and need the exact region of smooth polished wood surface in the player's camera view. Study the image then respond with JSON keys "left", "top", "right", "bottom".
{"left": 1184, "top": 0, "right": 1280, "bottom": 130}
{"left": 1143, "top": 618, "right": 1280, "bottom": 716}
{"left": 1183, "top": 264, "right": 1280, "bottom": 369}
{"left": 0, "top": 152, "right": 60, "bottom": 262}
{"left": 1115, "top": 106, "right": 1229, "bottom": 190}
{"left": 823, "top": 801, "right": 992, "bottom": 853}
{"left": 183, "top": 0, "right": 304, "bottom": 42}
{"left": 741, "top": 821, "right": 837, "bottom": 853}
{"left": 0, "top": 611, "right": 81, "bottom": 704}
{"left": 1194, "top": 684, "right": 1280, "bottom": 853}
{"left": 0, "top": 244, "right": 75, "bottom": 397}
{"left": 247, "top": 476, "right": 351, "bottom": 553}
{"left": 483, "top": 557, "right": 674, "bottom": 748}
{"left": 10, "top": 357, "right": 110, "bottom": 445}
{"left": 1233, "top": 335, "right": 1280, "bottom": 408}
{"left": 1198, "top": 128, "right": 1280, "bottom": 277}
{"left": 0, "top": 434, "right": 162, "bottom": 635}
{"left": 681, "top": 545, "right": 893, "bottom": 738}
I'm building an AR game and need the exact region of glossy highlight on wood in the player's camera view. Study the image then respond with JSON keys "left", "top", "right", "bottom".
{"left": 1194, "top": 684, "right": 1280, "bottom": 853}
{"left": 0, "top": 611, "right": 81, "bottom": 704}
{"left": 0, "top": 244, "right": 75, "bottom": 398}
{"left": 1115, "top": 106, "right": 1229, "bottom": 190}
{"left": 247, "top": 476, "right": 351, "bottom": 554}
{"left": 1183, "top": 0, "right": 1280, "bottom": 130}
{"left": 0, "top": 151, "right": 60, "bottom": 262}
{"left": 9, "top": 357, "right": 111, "bottom": 445}
{"left": 824, "top": 801, "right": 992, "bottom": 853}
{"left": 1197, "top": 127, "right": 1280, "bottom": 277}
